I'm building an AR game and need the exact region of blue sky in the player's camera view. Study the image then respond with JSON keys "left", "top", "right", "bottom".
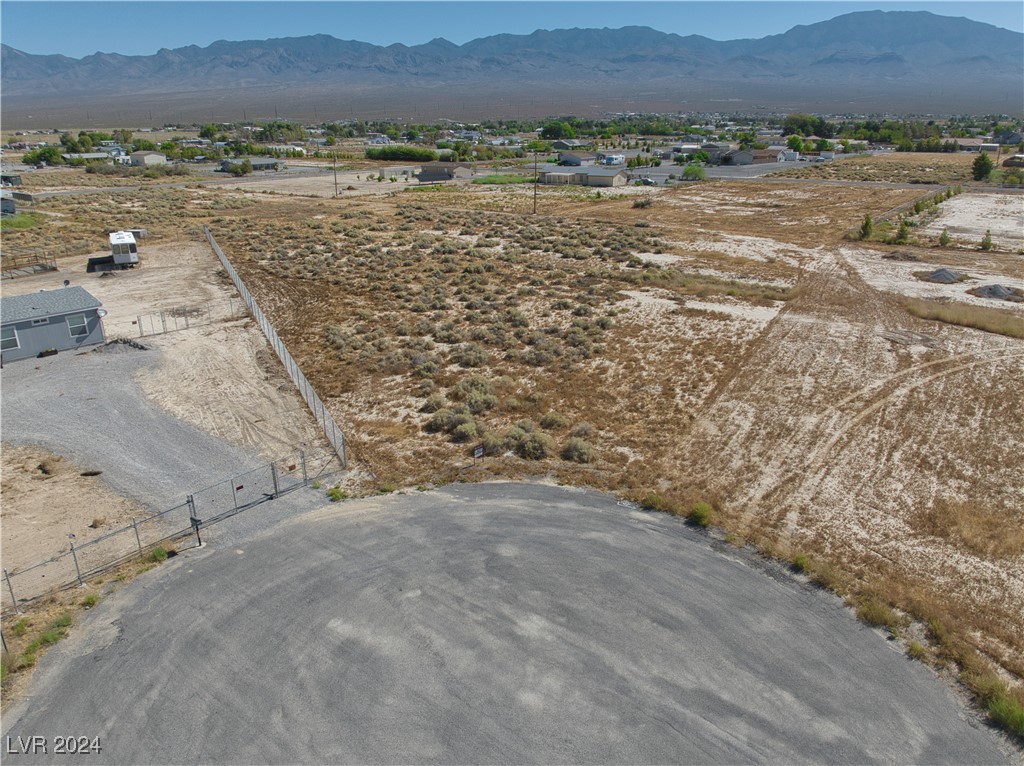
{"left": 1, "top": 1, "right": 1020, "bottom": 57}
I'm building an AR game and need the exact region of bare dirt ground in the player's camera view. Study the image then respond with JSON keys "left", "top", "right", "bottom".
{"left": 185, "top": 176, "right": 1024, "bottom": 706}
{"left": 3, "top": 173, "right": 1022, "bottom": 722}
{"left": 0, "top": 445, "right": 146, "bottom": 573}
{"left": 918, "top": 191, "right": 1024, "bottom": 251}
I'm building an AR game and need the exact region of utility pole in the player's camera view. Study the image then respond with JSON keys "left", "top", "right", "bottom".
{"left": 333, "top": 152, "right": 339, "bottom": 197}
{"left": 533, "top": 148, "right": 538, "bottom": 215}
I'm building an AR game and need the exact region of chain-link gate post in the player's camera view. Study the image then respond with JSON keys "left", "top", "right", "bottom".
{"left": 69, "top": 541, "right": 83, "bottom": 586}
{"left": 3, "top": 568, "right": 20, "bottom": 614}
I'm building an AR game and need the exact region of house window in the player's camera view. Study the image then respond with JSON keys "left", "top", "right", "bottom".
{"left": 31, "top": 317, "right": 49, "bottom": 325}
{"left": 67, "top": 314, "right": 89, "bottom": 337}
{"left": 1, "top": 326, "right": 18, "bottom": 350}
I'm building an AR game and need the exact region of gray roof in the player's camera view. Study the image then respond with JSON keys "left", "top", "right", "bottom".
{"left": 578, "top": 167, "right": 628, "bottom": 177}
{"left": 1, "top": 287, "right": 102, "bottom": 325}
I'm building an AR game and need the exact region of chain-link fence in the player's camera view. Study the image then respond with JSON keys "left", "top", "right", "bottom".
{"left": 128, "top": 299, "right": 246, "bottom": 337}
{"left": 204, "top": 227, "right": 347, "bottom": 468}
{"left": 2, "top": 450, "right": 320, "bottom": 613}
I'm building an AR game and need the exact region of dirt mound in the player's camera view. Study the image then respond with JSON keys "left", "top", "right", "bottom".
{"left": 924, "top": 268, "right": 962, "bottom": 284}
{"left": 968, "top": 284, "right": 1023, "bottom": 302}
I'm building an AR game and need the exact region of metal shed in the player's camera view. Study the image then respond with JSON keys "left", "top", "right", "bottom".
{"left": 1, "top": 287, "right": 107, "bottom": 363}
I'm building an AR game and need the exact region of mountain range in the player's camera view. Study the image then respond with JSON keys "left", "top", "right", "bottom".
{"left": 2, "top": 11, "right": 1021, "bottom": 127}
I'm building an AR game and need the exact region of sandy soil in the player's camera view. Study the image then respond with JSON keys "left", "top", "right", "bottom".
{"left": 841, "top": 245, "right": 1024, "bottom": 310}
{"left": 0, "top": 445, "right": 146, "bottom": 572}
{"left": 918, "top": 192, "right": 1024, "bottom": 251}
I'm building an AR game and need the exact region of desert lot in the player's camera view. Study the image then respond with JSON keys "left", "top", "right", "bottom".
{"left": 2, "top": 171, "right": 1022, "bottom": 725}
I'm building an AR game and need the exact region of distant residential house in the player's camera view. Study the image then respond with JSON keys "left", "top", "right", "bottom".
{"left": 416, "top": 162, "right": 474, "bottom": 183}
{"left": 539, "top": 167, "right": 627, "bottom": 187}
{"left": 955, "top": 138, "right": 986, "bottom": 152}
{"left": 1, "top": 286, "right": 107, "bottom": 363}
{"left": 130, "top": 151, "right": 167, "bottom": 166}
{"left": 1002, "top": 154, "right": 1024, "bottom": 168}
{"left": 980, "top": 143, "right": 1000, "bottom": 154}
{"left": 61, "top": 152, "right": 112, "bottom": 163}
{"left": 266, "top": 145, "right": 306, "bottom": 155}
{"left": 220, "top": 157, "right": 283, "bottom": 172}
{"left": 552, "top": 139, "right": 594, "bottom": 151}
{"left": 752, "top": 148, "right": 784, "bottom": 163}
{"left": 721, "top": 150, "right": 754, "bottom": 166}
{"left": 558, "top": 152, "right": 598, "bottom": 166}
{"left": 994, "top": 129, "right": 1024, "bottom": 145}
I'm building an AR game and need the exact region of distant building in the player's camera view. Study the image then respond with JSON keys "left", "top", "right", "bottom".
{"left": 220, "top": 157, "right": 284, "bottom": 172}
{"left": 552, "top": 139, "right": 594, "bottom": 151}
{"left": 1, "top": 286, "right": 107, "bottom": 363}
{"left": 539, "top": 167, "right": 628, "bottom": 187}
{"left": 557, "top": 152, "right": 598, "bottom": 166}
{"left": 416, "top": 162, "right": 474, "bottom": 183}
{"left": 130, "top": 151, "right": 167, "bottom": 166}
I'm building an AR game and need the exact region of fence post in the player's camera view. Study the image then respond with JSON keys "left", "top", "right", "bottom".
{"left": 70, "top": 541, "right": 83, "bottom": 586}
{"left": 187, "top": 494, "right": 196, "bottom": 518}
{"left": 137, "top": 315, "right": 143, "bottom": 337}
{"left": 300, "top": 450, "right": 307, "bottom": 484}
{"left": 3, "top": 568, "right": 20, "bottom": 614}
{"left": 184, "top": 307, "right": 190, "bottom": 329}
{"left": 132, "top": 517, "right": 142, "bottom": 552}
{"left": 231, "top": 480, "right": 238, "bottom": 509}
{"left": 270, "top": 462, "right": 280, "bottom": 498}
{"left": 160, "top": 311, "right": 167, "bottom": 334}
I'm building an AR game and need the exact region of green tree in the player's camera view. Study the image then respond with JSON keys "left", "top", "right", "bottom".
{"left": 540, "top": 122, "right": 575, "bottom": 140}
{"left": 980, "top": 229, "right": 993, "bottom": 250}
{"left": 894, "top": 217, "right": 910, "bottom": 243}
{"left": 972, "top": 151, "right": 994, "bottom": 180}
{"left": 860, "top": 214, "right": 873, "bottom": 240}
{"left": 787, "top": 135, "right": 803, "bottom": 152}
{"left": 938, "top": 228, "right": 951, "bottom": 246}
{"left": 112, "top": 128, "right": 133, "bottom": 145}
{"left": 681, "top": 164, "right": 705, "bottom": 181}
{"left": 199, "top": 124, "right": 219, "bottom": 139}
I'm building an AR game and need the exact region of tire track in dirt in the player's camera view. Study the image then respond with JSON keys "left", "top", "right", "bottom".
{"left": 795, "top": 349, "right": 1023, "bottom": 501}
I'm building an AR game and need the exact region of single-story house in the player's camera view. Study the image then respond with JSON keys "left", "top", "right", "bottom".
{"left": 61, "top": 152, "right": 112, "bottom": 163}
{"left": 130, "top": 151, "right": 167, "bottom": 166}
{"left": 416, "top": 162, "right": 474, "bottom": 183}
{"left": 220, "top": 158, "right": 284, "bottom": 172}
{"left": 1, "top": 286, "right": 107, "bottom": 363}
{"left": 1002, "top": 155, "right": 1024, "bottom": 168}
{"left": 551, "top": 139, "right": 594, "bottom": 151}
{"left": 752, "top": 148, "right": 784, "bottom": 163}
{"left": 539, "top": 167, "right": 628, "bottom": 187}
{"left": 954, "top": 138, "right": 985, "bottom": 152}
{"left": 558, "top": 152, "right": 598, "bottom": 166}
{"left": 721, "top": 150, "right": 754, "bottom": 166}
{"left": 980, "top": 143, "right": 1000, "bottom": 154}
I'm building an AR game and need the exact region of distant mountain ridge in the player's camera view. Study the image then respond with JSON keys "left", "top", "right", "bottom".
{"left": 2, "top": 11, "right": 1021, "bottom": 125}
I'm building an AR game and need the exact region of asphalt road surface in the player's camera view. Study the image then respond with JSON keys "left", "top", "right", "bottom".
{"left": 2, "top": 483, "right": 1009, "bottom": 764}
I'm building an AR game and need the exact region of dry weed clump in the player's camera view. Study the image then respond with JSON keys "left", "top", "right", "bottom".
{"left": 904, "top": 298, "right": 1024, "bottom": 339}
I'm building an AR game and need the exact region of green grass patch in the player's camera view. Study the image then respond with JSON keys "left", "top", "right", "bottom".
{"left": 149, "top": 546, "right": 169, "bottom": 563}
{"left": 905, "top": 298, "right": 1024, "bottom": 339}
{"left": 82, "top": 593, "right": 99, "bottom": 608}
{"left": 11, "top": 618, "right": 30, "bottom": 637}
{"left": 471, "top": 174, "right": 534, "bottom": 185}
{"left": 791, "top": 553, "right": 811, "bottom": 573}
{"left": 855, "top": 596, "right": 901, "bottom": 632}
{"left": 0, "top": 212, "right": 40, "bottom": 231}
{"left": 689, "top": 501, "right": 713, "bottom": 527}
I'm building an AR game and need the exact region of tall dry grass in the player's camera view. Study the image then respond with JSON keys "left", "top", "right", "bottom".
{"left": 905, "top": 298, "right": 1024, "bottom": 339}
